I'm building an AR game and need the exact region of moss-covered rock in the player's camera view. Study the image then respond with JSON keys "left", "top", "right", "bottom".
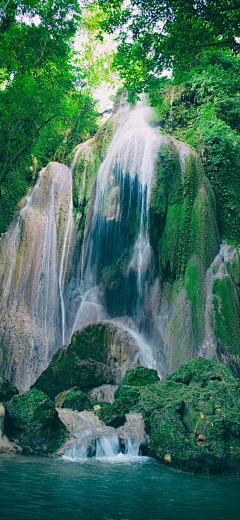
{"left": 98, "top": 358, "right": 240, "bottom": 474}
{"left": 7, "top": 389, "right": 67, "bottom": 453}
{"left": 167, "top": 357, "right": 237, "bottom": 387}
{"left": 63, "top": 389, "right": 93, "bottom": 412}
{"left": 121, "top": 366, "right": 159, "bottom": 387}
{"left": 0, "top": 374, "right": 19, "bottom": 402}
{"left": 32, "top": 322, "right": 143, "bottom": 400}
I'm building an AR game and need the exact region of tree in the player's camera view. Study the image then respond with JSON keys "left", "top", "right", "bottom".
{"left": 0, "top": 1, "right": 98, "bottom": 233}
{"left": 98, "top": 0, "right": 240, "bottom": 97}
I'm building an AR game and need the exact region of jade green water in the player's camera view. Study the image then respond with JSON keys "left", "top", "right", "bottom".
{"left": 0, "top": 454, "right": 239, "bottom": 520}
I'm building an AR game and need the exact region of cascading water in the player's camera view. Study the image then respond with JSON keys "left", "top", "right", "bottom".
{"left": 58, "top": 409, "right": 147, "bottom": 464}
{"left": 0, "top": 163, "right": 74, "bottom": 391}
{"left": 71, "top": 96, "right": 167, "bottom": 370}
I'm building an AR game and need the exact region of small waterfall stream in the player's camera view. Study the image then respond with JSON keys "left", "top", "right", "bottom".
{"left": 59, "top": 409, "right": 147, "bottom": 464}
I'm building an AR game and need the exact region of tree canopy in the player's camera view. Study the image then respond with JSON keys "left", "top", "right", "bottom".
{"left": 99, "top": 0, "right": 240, "bottom": 98}
{"left": 0, "top": 0, "right": 98, "bottom": 233}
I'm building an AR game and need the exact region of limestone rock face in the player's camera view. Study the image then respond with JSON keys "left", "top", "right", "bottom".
{"left": 0, "top": 374, "right": 19, "bottom": 402}
{"left": 32, "top": 322, "right": 141, "bottom": 400}
{"left": 0, "top": 162, "right": 74, "bottom": 392}
{"left": 7, "top": 388, "right": 67, "bottom": 453}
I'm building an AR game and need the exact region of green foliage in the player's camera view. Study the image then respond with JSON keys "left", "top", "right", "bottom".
{"left": 151, "top": 51, "right": 240, "bottom": 244}
{"left": 0, "top": 1, "right": 98, "bottom": 234}
{"left": 99, "top": 0, "right": 240, "bottom": 99}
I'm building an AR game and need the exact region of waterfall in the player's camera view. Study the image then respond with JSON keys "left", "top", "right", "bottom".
{"left": 0, "top": 163, "right": 74, "bottom": 391}
{"left": 71, "top": 96, "right": 167, "bottom": 368}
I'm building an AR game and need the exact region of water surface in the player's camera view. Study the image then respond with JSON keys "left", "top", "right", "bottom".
{"left": 0, "top": 454, "right": 240, "bottom": 520}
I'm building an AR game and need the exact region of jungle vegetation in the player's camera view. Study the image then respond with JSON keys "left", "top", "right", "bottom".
{"left": 1, "top": 0, "right": 240, "bottom": 239}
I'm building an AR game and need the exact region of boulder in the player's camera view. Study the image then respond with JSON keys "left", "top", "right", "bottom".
{"left": 98, "top": 358, "right": 240, "bottom": 474}
{"left": 56, "top": 409, "right": 117, "bottom": 458}
{"left": 88, "top": 384, "right": 119, "bottom": 404}
{"left": 32, "top": 322, "right": 141, "bottom": 400}
{"left": 117, "top": 412, "right": 150, "bottom": 454}
{"left": 7, "top": 389, "right": 67, "bottom": 453}
{"left": 0, "top": 375, "right": 19, "bottom": 402}
{"left": 62, "top": 389, "right": 92, "bottom": 412}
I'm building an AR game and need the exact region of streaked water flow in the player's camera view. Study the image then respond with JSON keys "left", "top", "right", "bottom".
{"left": 71, "top": 96, "right": 167, "bottom": 369}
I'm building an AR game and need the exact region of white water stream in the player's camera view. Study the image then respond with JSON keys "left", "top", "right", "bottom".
{"left": 71, "top": 96, "right": 166, "bottom": 370}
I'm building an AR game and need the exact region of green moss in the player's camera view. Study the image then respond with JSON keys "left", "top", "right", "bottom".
{"left": 70, "top": 323, "right": 113, "bottom": 363}
{"left": 63, "top": 389, "right": 93, "bottom": 412}
{"left": 121, "top": 366, "right": 159, "bottom": 387}
{"left": 7, "top": 388, "right": 67, "bottom": 453}
{"left": 160, "top": 202, "right": 182, "bottom": 279}
{"left": 101, "top": 265, "right": 121, "bottom": 291}
{"left": 212, "top": 275, "right": 240, "bottom": 357}
{"left": 184, "top": 256, "right": 206, "bottom": 347}
{"left": 98, "top": 357, "right": 240, "bottom": 473}
{"left": 191, "top": 187, "right": 219, "bottom": 271}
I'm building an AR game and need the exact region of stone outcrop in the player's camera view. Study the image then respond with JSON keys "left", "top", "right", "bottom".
{"left": 57, "top": 409, "right": 117, "bottom": 457}
{"left": 59, "top": 388, "right": 92, "bottom": 412}
{"left": 98, "top": 359, "right": 240, "bottom": 474}
{"left": 87, "top": 384, "right": 119, "bottom": 404}
{"left": 117, "top": 412, "right": 149, "bottom": 454}
{"left": 32, "top": 322, "right": 141, "bottom": 400}
{"left": 7, "top": 388, "right": 67, "bottom": 453}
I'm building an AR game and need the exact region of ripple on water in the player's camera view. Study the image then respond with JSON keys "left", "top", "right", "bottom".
{"left": 0, "top": 454, "right": 240, "bottom": 520}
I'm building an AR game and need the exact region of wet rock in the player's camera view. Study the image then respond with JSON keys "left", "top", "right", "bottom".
{"left": 56, "top": 409, "right": 117, "bottom": 457}
{"left": 117, "top": 412, "right": 150, "bottom": 452}
{"left": 0, "top": 162, "right": 74, "bottom": 393}
{"left": 32, "top": 322, "right": 141, "bottom": 400}
{"left": 7, "top": 389, "right": 67, "bottom": 453}
{"left": 98, "top": 357, "right": 240, "bottom": 474}
{"left": 87, "top": 384, "right": 119, "bottom": 404}
{"left": 0, "top": 375, "right": 19, "bottom": 403}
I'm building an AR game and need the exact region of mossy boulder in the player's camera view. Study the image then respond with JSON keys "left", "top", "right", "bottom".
{"left": 7, "top": 389, "right": 67, "bottom": 453}
{"left": 32, "top": 322, "right": 142, "bottom": 400}
{"left": 98, "top": 358, "right": 240, "bottom": 474}
{"left": 167, "top": 357, "right": 237, "bottom": 388}
{"left": 0, "top": 375, "right": 19, "bottom": 402}
{"left": 62, "top": 389, "right": 93, "bottom": 412}
{"left": 121, "top": 366, "right": 159, "bottom": 387}
{"left": 32, "top": 323, "right": 115, "bottom": 400}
